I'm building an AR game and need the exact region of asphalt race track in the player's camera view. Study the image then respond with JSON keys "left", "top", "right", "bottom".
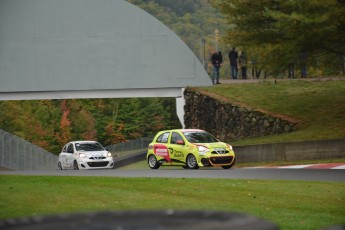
{"left": 1, "top": 168, "right": 345, "bottom": 182}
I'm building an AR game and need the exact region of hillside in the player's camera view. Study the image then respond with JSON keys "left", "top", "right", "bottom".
{"left": 199, "top": 79, "right": 345, "bottom": 145}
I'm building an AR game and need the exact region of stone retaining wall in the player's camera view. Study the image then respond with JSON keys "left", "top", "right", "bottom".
{"left": 184, "top": 88, "right": 297, "bottom": 142}
{"left": 234, "top": 139, "right": 345, "bottom": 163}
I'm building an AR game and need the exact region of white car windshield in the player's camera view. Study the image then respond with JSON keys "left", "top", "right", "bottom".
{"left": 75, "top": 143, "right": 105, "bottom": 151}
{"left": 182, "top": 131, "right": 218, "bottom": 143}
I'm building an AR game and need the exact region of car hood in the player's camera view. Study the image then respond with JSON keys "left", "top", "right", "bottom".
{"left": 196, "top": 142, "right": 228, "bottom": 149}
{"left": 77, "top": 150, "right": 108, "bottom": 157}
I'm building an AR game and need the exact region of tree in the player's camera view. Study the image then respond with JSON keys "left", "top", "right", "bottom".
{"left": 212, "top": 0, "right": 345, "bottom": 74}
{"left": 56, "top": 100, "right": 71, "bottom": 147}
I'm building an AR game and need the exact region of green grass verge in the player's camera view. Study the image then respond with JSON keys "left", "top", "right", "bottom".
{"left": 199, "top": 80, "right": 345, "bottom": 145}
{"left": 1, "top": 175, "right": 344, "bottom": 230}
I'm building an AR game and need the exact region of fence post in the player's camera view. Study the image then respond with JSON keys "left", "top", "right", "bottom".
{"left": 24, "top": 142, "right": 29, "bottom": 170}
{"left": 30, "top": 146, "right": 34, "bottom": 170}
{"left": 16, "top": 138, "right": 19, "bottom": 170}
{"left": 1, "top": 131, "right": 4, "bottom": 167}
{"left": 9, "top": 136, "right": 12, "bottom": 169}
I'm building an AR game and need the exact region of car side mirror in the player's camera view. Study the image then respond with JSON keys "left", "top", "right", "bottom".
{"left": 176, "top": 140, "right": 184, "bottom": 145}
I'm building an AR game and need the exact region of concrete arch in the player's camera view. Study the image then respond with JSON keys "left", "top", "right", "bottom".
{"left": 0, "top": 0, "right": 212, "bottom": 101}
{"left": 0, "top": 0, "right": 213, "bottom": 127}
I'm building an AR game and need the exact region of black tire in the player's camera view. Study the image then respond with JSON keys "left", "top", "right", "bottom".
{"left": 221, "top": 165, "right": 233, "bottom": 169}
{"left": 148, "top": 155, "right": 160, "bottom": 169}
{"left": 57, "top": 162, "right": 63, "bottom": 170}
{"left": 186, "top": 154, "right": 199, "bottom": 169}
{"left": 223, "top": 158, "right": 236, "bottom": 169}
{"left": 73, "top": 160, "right": 79, "bottom": 170}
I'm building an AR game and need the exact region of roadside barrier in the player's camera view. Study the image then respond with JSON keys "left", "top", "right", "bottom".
{"left": 0, "top": 129, "right": 57, "bottom": 171}
{"left": 234, "top": 139, "right": 345, "bottom": 163}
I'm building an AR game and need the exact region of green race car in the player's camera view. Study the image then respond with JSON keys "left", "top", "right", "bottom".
{"left": 146, "top": 129, "right": 236, "bottom": 169}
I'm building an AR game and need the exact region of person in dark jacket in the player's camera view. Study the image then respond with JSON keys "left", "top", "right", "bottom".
{"left": 211, "top": 51, "right": 223, "bottom": 84}
{"left": 228, "top": 47, "right": 238, "bottom": 79}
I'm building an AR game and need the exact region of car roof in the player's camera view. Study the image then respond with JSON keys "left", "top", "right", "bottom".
{"left": 160, "top": 129, "right": 205, "bottom": 133}
{"left": 69, "top": 140, "right": 99, "bottom": 144}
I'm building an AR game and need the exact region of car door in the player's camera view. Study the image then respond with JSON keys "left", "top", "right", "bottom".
{"left": 153, "top": 132, "right": 171, "bottom": 164}
{"left": 168, "top": 132, "right": 186, "bottom": 165}
{"left": 59, "top": 144, "right": 69, "bottom": 169}
{"left": 65, "top": 143, "right": 75, "bottom": 169}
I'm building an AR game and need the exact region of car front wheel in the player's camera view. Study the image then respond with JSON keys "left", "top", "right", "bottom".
{"left": 222, "top": 158, "right": 236, "bottom": 169}
{"left": 221, "top": 165, "right": 233, "bottom": 169}
{"left": 186, "top": 154, "right": 199, "bottom": 169}
{"left": 73, "top": 160, "right": 79, "bottom": 170}
{"left": 148, "top": 155, "right": 160, "bottom": 169}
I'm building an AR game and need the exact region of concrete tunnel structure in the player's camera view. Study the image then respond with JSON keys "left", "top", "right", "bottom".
{"left": 0, "top": 0, "right": 213, "bottom": 127}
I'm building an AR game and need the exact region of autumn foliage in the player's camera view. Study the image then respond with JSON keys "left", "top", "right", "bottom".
{"left": 0, "top": 98, "right": 180, "bottom": 154}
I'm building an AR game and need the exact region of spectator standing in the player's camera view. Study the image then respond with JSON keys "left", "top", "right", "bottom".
{"left": 239, "top": 50, "right": 247, "bottom": 79}
{"left": 228, "top": 47, "right": 238, "bottom": 79}
{"left": 211, "top": 51, "right": 223, "bottom": 84}
{"left": 300, "top": 52, "right": 307, "bottom": 78}
{"left": 251, "top": 58, "right": 261, "bottom": 79}
{"left": 288, "top": 63, "right": 295, "bottom": 79}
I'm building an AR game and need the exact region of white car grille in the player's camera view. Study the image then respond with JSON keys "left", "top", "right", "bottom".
{"left": 89, "top": 156, "right": 106, "bottom": 160}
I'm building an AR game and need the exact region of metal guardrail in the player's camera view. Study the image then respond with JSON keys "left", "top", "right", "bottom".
{"left": 0, "top": 129, "right": 58, "bottom": 171}
{"left": 106, "top": 137, "right": 153, "bottom": 158}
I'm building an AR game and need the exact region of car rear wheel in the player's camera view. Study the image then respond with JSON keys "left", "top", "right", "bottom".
{"left": 57, "top": 162, "right": 63, "bottom": 170}
{"left": 148, "top": 155, "right": 160, "bottom": 169}
{"left": 186, "top": 154, "right": 199, "bottom": 169}
{"left": 73, "top": 160, "right": 79, "bottom": 170}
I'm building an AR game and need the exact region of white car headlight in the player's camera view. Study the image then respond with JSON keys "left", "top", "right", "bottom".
{"left": 198, "top": 145, "right": 209, "bottom": 155}
{"left": 107, "top": 152, "right": 112, "bottom": 157}
{"left": 79, "top": 153, "right": 87, "bottom": 158}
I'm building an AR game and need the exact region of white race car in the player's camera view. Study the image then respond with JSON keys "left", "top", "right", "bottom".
{"left": 58, "top": 141, "right": 114, "bottom": 170}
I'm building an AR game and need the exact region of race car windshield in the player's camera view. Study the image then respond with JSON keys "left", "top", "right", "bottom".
{"left": 76, "top": 143, "right": 105, "bottom": 151}
{"left": 183, "top": 131, "right": 219, "bottom": 143}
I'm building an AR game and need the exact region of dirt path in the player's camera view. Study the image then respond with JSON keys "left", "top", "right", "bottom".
{"left": 218, "top": 76, "right": 345, "bottom": 84}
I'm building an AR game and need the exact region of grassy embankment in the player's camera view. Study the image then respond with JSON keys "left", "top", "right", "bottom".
{"left": 201, "top": 79, "right": 345, "bottom": 145}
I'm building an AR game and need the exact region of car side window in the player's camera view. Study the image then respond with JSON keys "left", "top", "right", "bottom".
{"left": 156, "top": 132, "right": 170, "bottom": 143}
{"left": 171, "top": 132, "right": 183, "bottom": 144}
{"left": 62, "top": 145, "right": 68, "bottom": 153}
{"left": 67, "top": 144, "right": 74, "bottom": 154}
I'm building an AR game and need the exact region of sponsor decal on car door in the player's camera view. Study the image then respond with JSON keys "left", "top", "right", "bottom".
{"left": 153, "top": 144, "right": 171, "bottom": 162}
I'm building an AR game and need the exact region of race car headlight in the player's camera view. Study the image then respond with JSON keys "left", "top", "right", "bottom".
{"left": 79, "top": 153, "right": 87, "bottom": 158}
{"left": 106, "top": 152, "right": 112, "bottom": 157}
{"left": 198, "top": 145, "right": 209, "bottom": 155}
{"left": 227, "top": 144, "right": 233, "bottom": 151}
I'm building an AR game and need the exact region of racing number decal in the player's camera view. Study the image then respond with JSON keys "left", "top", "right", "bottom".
{"left": 154, "top": 144, "right": 171, "bottom": 162}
